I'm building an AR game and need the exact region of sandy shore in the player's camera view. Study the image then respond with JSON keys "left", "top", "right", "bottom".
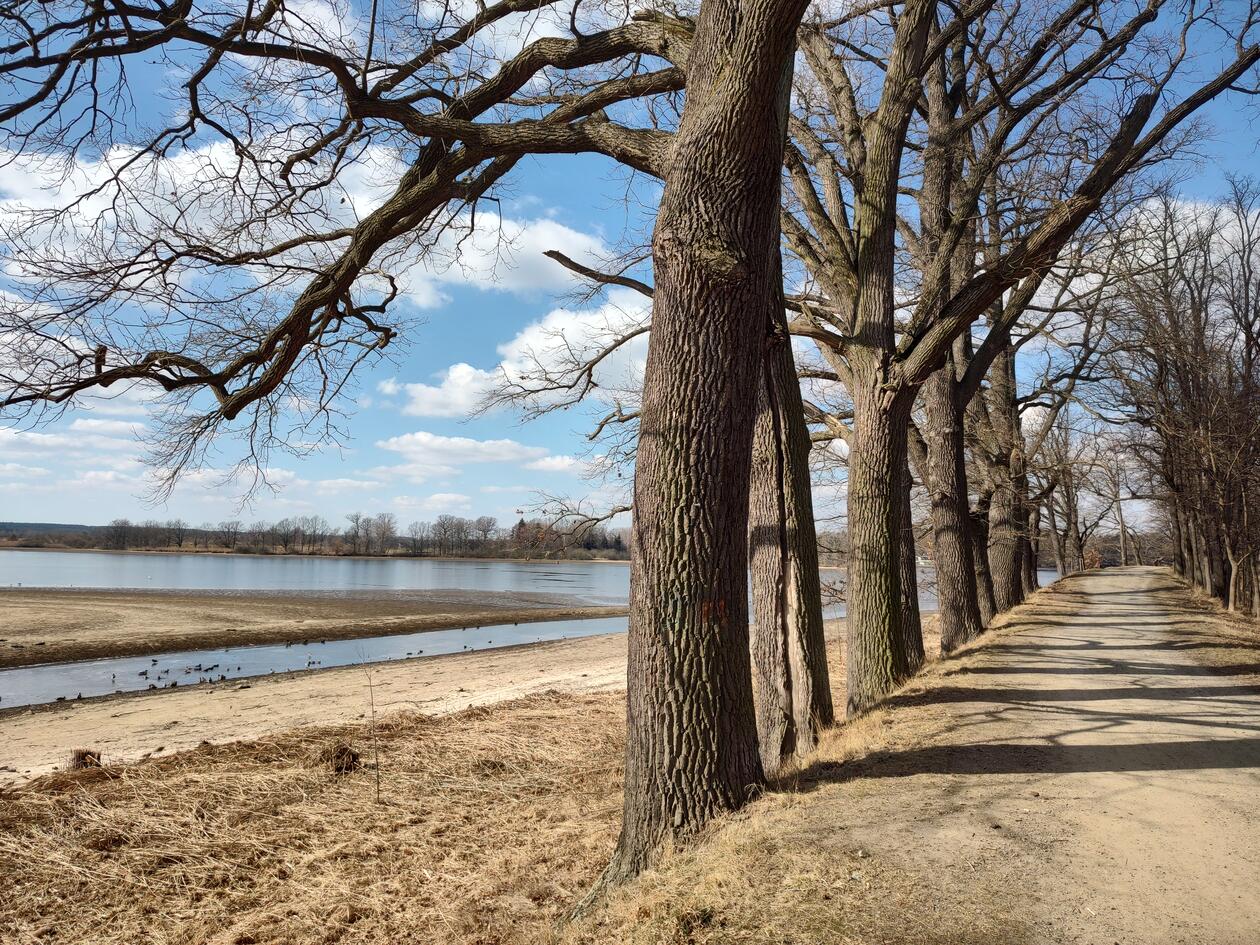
{"left": 0, "top": 632, "right": 630, "bottom": 785}
{"left": 0, "top": 586, "right": 626, "bottom": 668}
{"left": 0, "top": 619, "right": 859, "bottom": 786}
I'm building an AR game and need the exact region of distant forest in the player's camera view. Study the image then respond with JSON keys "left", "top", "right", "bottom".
{"left": 0, "top": 514, "right": 630, "bottom": 561}
{"left": 0, "top": 517, "right": 1164, "bottom": 572}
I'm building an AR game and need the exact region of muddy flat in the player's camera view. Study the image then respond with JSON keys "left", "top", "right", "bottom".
{"left": 0, "top": 586, "right": 625, "bottom": 668}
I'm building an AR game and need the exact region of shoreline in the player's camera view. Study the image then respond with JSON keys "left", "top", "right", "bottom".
{"left": 0, "top": 629, "right": 621, "bottom": 722}
{"left": 0, "top": 631, "right": 635, "bottom": 785}
{"left": 0, "top": 586, "right": 626, "bottom": 669}
{"left": 0, "top": 544, "right": 632, "bottom": 566}
{"left": 0, "top": 617, "right": 868, "bottom": 787}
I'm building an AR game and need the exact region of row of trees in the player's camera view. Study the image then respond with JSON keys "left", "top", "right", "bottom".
{"left": 3, "top": 0, "right": 1258, "bottom": 901}
{"left": 1105, "top": 188, "right": 1260, "bottom": 616}
{"left": 6, "top": 515, "right": 628, "bottom": 560}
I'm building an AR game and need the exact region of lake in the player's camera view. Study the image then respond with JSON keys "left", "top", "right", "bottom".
{"left": 0, "top": 548, "right": 631, "bottom": 604}
{"left": 0, "top": 548, "right": 1059, "bottom": 612}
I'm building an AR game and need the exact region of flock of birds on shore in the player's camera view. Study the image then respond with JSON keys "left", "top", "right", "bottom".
{"left": 13, "top": 618, "right": 581, "bottom": 708}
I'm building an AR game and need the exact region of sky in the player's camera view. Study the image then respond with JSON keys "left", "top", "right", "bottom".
{"left": 0, "top": 148, "right": 658, "bottom": 528}
{"left": 1, "top": 5, "right": 1258, "bottom": 530}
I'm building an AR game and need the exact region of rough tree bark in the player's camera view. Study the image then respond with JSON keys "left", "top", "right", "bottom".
{"left": 971, "top": 490, "right": 998, "bottom": 625}
{"left": 846, "top": 389, "right": 916, "bottom": 714}
{"left": 923, "top": 363, "right": 985, "bottom": 651}
{"left": 749, "top": 269, "right": 835, "bottom": 774}
{"left": 1022, "top": 500, "right": 1041, "bottom": 594}
{"left": 985, "top": 345, "right": 1025, "bottom": 612}
{"left": 897, "top": 453, "right": 926, "bottom": 672}
{"left": 840, "top": 0, "right": 936, "bottom": 716}
{"left": 597, "top": 0, "right": 809, "bottom": 890}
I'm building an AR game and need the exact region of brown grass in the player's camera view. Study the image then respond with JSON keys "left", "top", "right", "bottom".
{"left": 314, "top": 740, "right": 361, "bottom": 775}
{"left": 0, "top": 619, "right": 966, "bottom": 945}
{"left": 564, "top": 706, "right": 1018, "bottom": 945}
{"left": 0, "top": 692, "right": 626, "bottom": 945}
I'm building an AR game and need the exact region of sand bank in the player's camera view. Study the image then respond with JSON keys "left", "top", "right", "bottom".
{"left": 0, "top": 586, "right": 625, "bottom": 668}
{"left": 0, "top": 631, "right": 630, "bottom": 785}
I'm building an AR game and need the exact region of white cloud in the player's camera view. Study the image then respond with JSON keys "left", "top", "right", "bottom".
{"left": 396, "top": 492, "right": 473, "bottom": 514}
{"left": 68, "top": 417, "right": 144, "bottom": 436}
{"left": 387, "top": 287, "right": 650, "bottom": 423}
{"left": 399, "top": 362, "right": 499, "bottom": 418}
{"left": 0, "top": 462, "right": 50, "bottom": 478}
{"left": 70, "top": 469, "right": 139, "bottom": 488}
{"left": 0, "top": 425, "right": 141, "bottom": 459}
{"left": 374, "top": 430, "right": 550, "bottom": 483}
{"left": 393, "top": 213, "right": 608, "bottom": 308}
{"left": 2, "top": 140, "right": 612, "bottom": 333}
{"left": 311, "top": 477, "right": 384, "bottom": 494}
{"left": 525, "top": 455, "right": 583, "bottom": 473}
{"left": 495, "top": 288, "right": 649, "bottom": 397}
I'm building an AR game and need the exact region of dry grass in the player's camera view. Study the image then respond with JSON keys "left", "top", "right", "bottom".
{"left": 564, "top": 704, "right": 1024, "bottom": 945}
{"left": 0, "top": 692, "right": 626, "bottom": 945}
{"left": 1, "top": 617, "right": 970, "bottom": 945}
{"left": 314, "top": 740, "right": 361, "bottom": 774}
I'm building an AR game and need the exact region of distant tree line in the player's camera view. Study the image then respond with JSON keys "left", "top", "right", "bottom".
{"left": 0, "top": 514, "right": 629, "bottom": 561}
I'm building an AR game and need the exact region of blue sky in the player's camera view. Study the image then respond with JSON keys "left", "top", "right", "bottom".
{"left": 0, "top": 147, "right": 655, "bottom": 528}
{"left": 1, "top": 6, "right": 1257, "bottom": 530}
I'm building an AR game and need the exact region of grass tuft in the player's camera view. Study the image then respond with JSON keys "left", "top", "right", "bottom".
{"left": 315, "top": 740, "right": 361, "bottom": 774}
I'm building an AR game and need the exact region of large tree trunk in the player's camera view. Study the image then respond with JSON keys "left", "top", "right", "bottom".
{"left": 748, "top": 284, "right": 834, "bottom": 775}
{"left": 984, "top": 345, "right": 1026, "bottom": 612}
{"left": 1046, "top": 494, "right": 1068, "bottom": 578}
{"left": 845, "top": 387, "right": 915, "bottom": 715}
{"left": 1022, "top": 499, "right": 1041, "bottom": 594}
{"left": 923, "top": 367, "right": 984, "bottom": 653}
{"left": 1251, "top": 559, "right": 1260, "bottom": 617}
{"left": 1189, "top": 514, "right": 1205, "bottom": 589}
{"left": 897, "top": 454, "right": 925, "bottom": 673}
{"left": 1226, "top": 543, "right": 1241, "bottom": 611}
{"left": 1065, "top": 486, "right": 1086, "bottom": 574}
{"left": 971, "top": 490, "right": 998, "bottom": 625}
{"left": 1208, "top": 518, "right": 1231, "bottom": 602}
{"left": 988, "top": 478, "right": 1024, "bottom": 612}
{"left": 600, "top": 0, "right": 806, "bottom": 889}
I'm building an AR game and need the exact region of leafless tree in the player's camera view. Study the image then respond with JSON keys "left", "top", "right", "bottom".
{"left": 0, "top": 0, "right": 689, "bottom": 492}
{"left": 779, "top": 0, "right": 1260, "bottom": 712}
{"left": 1104, "top": 186, "right": 1260, "bottom": 614}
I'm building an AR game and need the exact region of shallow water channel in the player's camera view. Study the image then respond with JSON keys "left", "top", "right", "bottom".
{"left": 0, "top": 615, "right": 628, "bottom": 710}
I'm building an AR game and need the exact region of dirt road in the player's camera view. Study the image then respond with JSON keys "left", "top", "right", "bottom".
{"left": 814, "top": 567, "right": 1260, "bottom": 944}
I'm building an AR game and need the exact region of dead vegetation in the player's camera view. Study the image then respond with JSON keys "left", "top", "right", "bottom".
{"left": 315, "top": 741, "right": 361, "bottom": 775}
{"left": 0, "top": 692, "right": 626, "bottom": 945}
{"left": 1, "top": 623, "right": 969, "bottom": 945}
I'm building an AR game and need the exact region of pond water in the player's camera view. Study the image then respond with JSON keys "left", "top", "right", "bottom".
{"left": 1, "top": 549, "right": 1058, "bottom": 608}
{"left": 0, "top": 615, "right": 630, "bottom": 710}
{"left": 0, "top": 549, "right": 631, "bottom": 604}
